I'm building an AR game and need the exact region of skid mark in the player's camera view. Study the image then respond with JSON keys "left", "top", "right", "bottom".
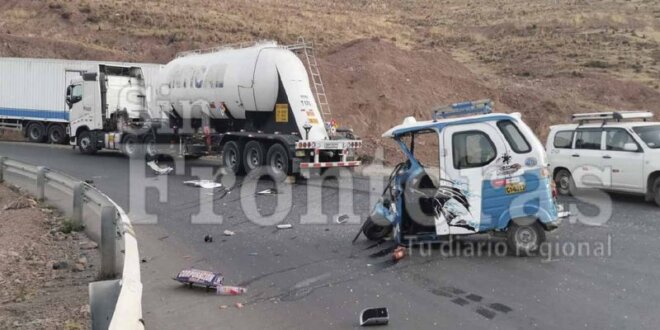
{"left": 475, "top": 307, "right": 496, "bottom": 319}
{"left": 488, "top": 303, "right": 513, "bottom": 313}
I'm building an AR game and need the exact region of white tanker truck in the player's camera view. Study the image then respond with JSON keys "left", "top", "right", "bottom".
{"left": 66, "top": 41, "right": 362, "bottom": 178}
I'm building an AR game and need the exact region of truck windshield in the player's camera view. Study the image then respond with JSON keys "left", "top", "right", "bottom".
{"left": 633, "top": 125, "right": 660, "bottom": 149}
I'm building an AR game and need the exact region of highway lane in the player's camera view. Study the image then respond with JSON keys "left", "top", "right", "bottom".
{"left": 2, "top": 141, "right": 660, "bottom": 329}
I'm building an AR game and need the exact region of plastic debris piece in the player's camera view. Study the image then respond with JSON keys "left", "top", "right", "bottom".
{"left": 256, "top": 188, "right": 278, "bottom": 195}
{"left": 392, "top": 246, "right": 406, "bottom": 262}
{"left": 219, "top": 305, "right": 228, "bottom": 309}
{"left": 235, "top": 302, "right": 244, "bottom": 309}
{"left": 147, "top": 161, "right": 173, "bottom": 175}
{"left": 217, "top": 285, "right": 247, "bottom": 296}
{"left": 184, "top": 180, "right": 223, "bottom": 189}
{"left": 223, "top": 230, "right": 235, "bottom": 236}
{"left": 248, "top": 252, "right": 258, "bottom": 256}
{"left": 335, "top": 214, "right": 350, "bottom": 224}
{"left": 276, "top": 224, "right": 293, "bottom": 230}
{"left": 204, "top": 235, "right": 213, "bottom": 243}
{"left": 174, "top": 268, "right": 223, "bottom": 289}
{"left": 360, "top": 307, "right": 389, "bottom": 326}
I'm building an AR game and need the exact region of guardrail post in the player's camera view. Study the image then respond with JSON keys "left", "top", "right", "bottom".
{"left": 36, "top": 166, "right": 48, "bottom": 201}
{"left": 72, "top": 182, "right": 84, "bottom": 229}
{"left": 0, "top": 156, "right": 6, "bottom": 183}
{"left": 100, "top": 205, "right": 117, "bottom": 279}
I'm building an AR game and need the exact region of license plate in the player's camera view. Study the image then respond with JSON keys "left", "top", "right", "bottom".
{"left": 324, "top": 142, "right": 341, "bottom": 149}
{"left": 505, "top": 182, "right": 526, "bottom": 194}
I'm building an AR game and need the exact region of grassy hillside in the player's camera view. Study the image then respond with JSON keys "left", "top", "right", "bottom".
{"left": 1, "top": 0, "right": 659, "bottom": 160}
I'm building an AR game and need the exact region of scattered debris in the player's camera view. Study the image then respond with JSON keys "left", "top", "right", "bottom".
{"left": 158, "top": 235, "right": 169, "bottom": 241}
{"left": 235, "top": 302, "right": 244, "bottom": 309}
{"left": 392, "top": 246, "right": 406, "bottom": 262}
{"left": 219, "top": 305, "right": 228, "bottom": 310}
{"left": 223, "top": 230, "right": 235, "bottom": 236}
{"left": 174, "top": 268, "right": 224, "bottom": 290}
{"left": 147, "top": 160, "right": 174, "bottom": 175}
{"left": 141, "top": 258, "right": 148, "bottom": 263}
{"left": 335, "top": 214, "right": 350, "bottom": 224}
{"left": 52, "top": 261, "right": 68, "bottom": 270}
{"left": 248, "top": 252, "right": 258, "bottom": 256}
{"left": 3, "top": 196, "right": 36, "bottom": 210}
{"left": 184, "top": 180, "right": 223, "bottom": 189}
{"left": 216, "top": 285, "right": 247, "bottom": 296}
{"left": 204, "top": 235, "right": 213, "bottom": 243}
{"left": 276, "top": 224, "right": 293, "bottom": 230}
{"left": 256, "top": 188, "right": 278, "bottom": 195}
{"left": 359, "top": 307, "right": 389, "bottom": 326}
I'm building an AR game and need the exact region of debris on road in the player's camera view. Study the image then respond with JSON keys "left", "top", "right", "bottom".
{"left": 256, "top": 188, "right": 278, "bottom": 195}
{"left": 147, "top": 160, "right": 174, "bottom": 175}
{"left": 235, "top": 302, "right": 244, "bottom": 309}
{"left": 158, "top": 235, "right": 169, "bottom": 241}
{"left": 204, "top": 234, "right": 213, "bottom": 243}
{"left": 219, "top": 305, "right": 228, "bottom": 309}
{"left": 216, "top": 285, "right": 247, "bottom": 296}
{"left": 184, "top": 180, "right": 223, "bottom": 189}
{"left": 359, "top": 307, "right": 389, "bottom": 326}
{"left": 248, "top": 252, "right": 258, "bottom": 256}
{"left": 276, "top": 224, "right": 293, "bottom": 230}
{"left": 334, "top": 214, "right": 350, "bottom": 224}
{"left": 392, "top": 246, "right": 406, "bottom": 262}
{"left": 174, "top": 268, "right": 224, "bottom": 290}
{"left": 223, "top": 230, "right": 235, "bottom": 236}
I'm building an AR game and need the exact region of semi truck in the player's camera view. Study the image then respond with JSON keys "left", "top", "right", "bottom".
{"left": 0, "top": 58, "right": 162, "bottom": 144}
{"left": 65, "top": 40, "right": 362, "bottom": 179}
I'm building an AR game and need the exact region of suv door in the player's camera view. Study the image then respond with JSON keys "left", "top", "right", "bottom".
{"left": 603, "top": 127, "right": 644, "bottom": 192}
{"left": 573, "top": 128, "right": 605, "bottom": 187}
{"left": 548, "top": 129, "right": 575, "bottom": 173}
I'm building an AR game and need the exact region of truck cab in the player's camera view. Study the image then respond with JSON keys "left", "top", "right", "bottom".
{"left": 66, "top": 65, "right": 151, "bottom": 156}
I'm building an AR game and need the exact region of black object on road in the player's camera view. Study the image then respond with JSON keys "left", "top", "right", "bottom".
{"left": 360, "top": 307, "right": 389, "bottom": 326}
{"left": 204, "top": 235, "right": 213, "bottom": 243}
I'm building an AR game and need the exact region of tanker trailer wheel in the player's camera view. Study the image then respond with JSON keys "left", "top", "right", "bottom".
{"left": 222, "top": 141, "right": 244, "bottom": 175}
{"left": 77, "top": 131, "right": 97, "bottom": 155}
{"left": 121, "top": 134, "right": 143, "bottom": 158}
{"left": 243, "top": 140, "right": 266, "bottom": 173}
{"left": 47, "top": 124, "right": 67, "bottom": 144}
{"left": 143, "top": 134, "right": 158, "bottom": 161}
{"left": 266, "top": 143, "right": 289, "bottom": 182}
{"left": 26, "top": 122, "right": 47, "bottom": 143}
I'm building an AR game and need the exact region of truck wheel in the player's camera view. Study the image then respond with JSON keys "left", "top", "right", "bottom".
{"left": 47, "top": 124, "right": 67, "bottom": 144}
{"left": 222, "top": 141, "right": 244, "bottom": 175}
{"left": 654, "top": 178, "right": 660, "bottom": 207}
{"left": 77, "top": 131, "right": 97, "bottom": 155}
{"left": 26, "top": 122, "right": 46, "bottom": 143}
{"left": 266, "top": 143, "right": 289, "bottom": 181}
{"left": 362, "top": 217, "right": 392, "bottom": 241}
{"left": 143, "top": 135, "right": 158, "bottom": 160}
{"left": 554, "top": 169, "right": 575, "bottom": 196}
{"left": 121, "top": 135, "right": 142, "bottom": 158}
{"left": 243, "top": 141, "right": 265, "bottom": 173}
{"left": 506, "top": 221, "right": 545, "bottom": 256}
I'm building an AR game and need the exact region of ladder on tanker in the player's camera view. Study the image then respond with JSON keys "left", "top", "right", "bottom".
{"left": 287, "top": 37, "right": 332, "bottom": 120}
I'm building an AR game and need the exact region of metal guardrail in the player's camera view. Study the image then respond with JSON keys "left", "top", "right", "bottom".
{"left": 0, "top": 156, "right": 144, "bottom": 330}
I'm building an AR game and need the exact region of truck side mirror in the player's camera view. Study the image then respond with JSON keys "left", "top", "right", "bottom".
{"left": 623, "top": 143, "right": 639, "bottom": 152}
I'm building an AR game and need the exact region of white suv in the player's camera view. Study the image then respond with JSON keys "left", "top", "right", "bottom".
{"left": 546, "top": 111, "right": 660, "bottom": 206}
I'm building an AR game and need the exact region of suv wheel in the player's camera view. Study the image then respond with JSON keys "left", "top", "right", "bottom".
{"left": 654, "top": 177, "right": 660, "bottom": 207}
{"left": 554, "top": 169, "right": 575, "bottom": 196}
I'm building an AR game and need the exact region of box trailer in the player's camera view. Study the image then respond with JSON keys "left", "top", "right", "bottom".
{"left": 0, "top": 57, "right": 163, "bottom": 143}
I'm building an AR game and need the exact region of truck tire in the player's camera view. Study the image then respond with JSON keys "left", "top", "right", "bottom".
{"left": 506, "top": 221, "right": 545, "bottom": 256}
{"left": 47, "top": 124, "right": 67, "bottom": 144}
{"left": 222, "top": 141, "right": 244, "bottom": 175}
{"left": 121, "top": 134, "right": 142, "bottom": 158}
{"left": 143, "top": 135, "right": 158, "bottom": 160}
{"left": 243, "top": 140, "right": 265, "bottom": 173}
{"left": 26, "top": 122, "right": 46, "bottom": 143}
{"left": 77, "top": 131, "right": 97, "bottom": 155}
{"left": 654, "top": 178, "right": 660, "bottom": 207}
{"left": 362, "top": 217, "right": 392, "bottom": 241}
{"left": 266, "top": 143, "right": 289, "bottom": 181}
{"left": 554, "top": 169, "right": 575, "bottom": 196}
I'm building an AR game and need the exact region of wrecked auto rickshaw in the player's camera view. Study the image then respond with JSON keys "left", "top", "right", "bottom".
{"left": 358, "top": 100, "right": 566, "bottom": 255}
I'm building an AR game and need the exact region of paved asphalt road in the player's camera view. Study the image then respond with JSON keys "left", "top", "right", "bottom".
{"left": 1, "top": 141, "right": 659, "bottom": 329}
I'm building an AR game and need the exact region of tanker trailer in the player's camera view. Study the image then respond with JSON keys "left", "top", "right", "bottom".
{"left": 157, "top": 41, "right": 362, "bottom": 179}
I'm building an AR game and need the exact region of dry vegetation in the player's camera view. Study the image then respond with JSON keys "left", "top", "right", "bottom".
{"left": 1, "top": 0, "right": 659, "bottom": 160}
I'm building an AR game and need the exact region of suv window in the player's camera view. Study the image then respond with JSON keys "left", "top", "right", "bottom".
{"left": 553, "top": 131, "right": 574, "bottom": 149}
{"left": 575, "top": 129, "right": 602, "bottom": 150}
{"left": 605, "top": 128, "right": 639, "bottom": 151}
{"left": 453, "top": 131, "right": 497, "bottom": 169}
{"left": 497, "top": 120, "right": 531, "bottom": 153}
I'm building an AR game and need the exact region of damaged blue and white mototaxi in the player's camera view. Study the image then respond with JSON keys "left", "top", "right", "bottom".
{"left": 359, "top": 99, "right": 567, "bottom": 255}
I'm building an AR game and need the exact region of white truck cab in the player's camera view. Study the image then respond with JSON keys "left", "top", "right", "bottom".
{"left": 546, "top": 111, "right": 660, "bottom": 206}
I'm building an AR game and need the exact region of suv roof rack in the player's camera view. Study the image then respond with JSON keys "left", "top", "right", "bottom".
{"left": 432, "top": 99, "right": 493, "bottom": 121}
{"left": 572, "top": 111, "right": 653, "bottom": 124}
